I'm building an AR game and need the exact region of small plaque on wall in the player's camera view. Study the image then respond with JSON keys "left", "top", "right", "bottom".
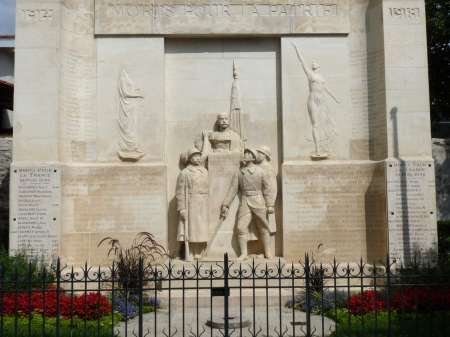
{"left": 386, "top": 159, "right": 438, "bottom": 264}
{"left": 9, "top": 165, "right": 61, "bottom": 260}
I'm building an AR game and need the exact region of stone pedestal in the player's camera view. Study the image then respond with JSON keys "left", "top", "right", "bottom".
{"left": 282, "top": 161, "right": 386, "bottom": 262}
{"left": 206, "top": 152, "right": 241, "bottom": 259}
{"left": 59, "top": 163, "right": 168, "bottom": 266}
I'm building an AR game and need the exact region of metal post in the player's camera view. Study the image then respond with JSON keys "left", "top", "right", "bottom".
{"left": 305, "top": 254, "right": 311, "bottom": 337}
{"left": 138, "top": 257, "right": 144, "bottom": 337}
{"left": 56, "top": 258, "right": 61, "bottom": 337}
{"left": 224, "top": 253, "right": 230, "bottom": 337}
{"left": 386, "top": 255, "right": 392, "bottom": 337}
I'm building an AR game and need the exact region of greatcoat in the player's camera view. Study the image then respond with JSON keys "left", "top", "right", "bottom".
{"left": 176, "top": 165, "right": 209, "bottom": 243}
{"left": 223, "top": 164, "right": 277, "bottom": 238}
{"left": 258, "top": 160, "right": 278, "bottom": 234}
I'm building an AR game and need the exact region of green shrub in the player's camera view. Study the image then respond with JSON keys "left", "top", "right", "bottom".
{"left": 329, "top": 308, "right": 450, "bottom": 337}
{"left": 0, "top": 313, "right": 121, "bottom": 337}
{"left": 287, "top": 290, "right": 347, "bottom": 315}
{"left": 98, "top": 232, "right": 166, "bottom": 293}
{"left": 438, "top": 220, "right": 450, "bottom": 267}
{"left": 0, "top": 250, "right": 54, "bottom": 290}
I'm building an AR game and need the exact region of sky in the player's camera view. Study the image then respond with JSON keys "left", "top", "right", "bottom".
{"left": 0, "top": 0, "right": 15, "bottom": 36}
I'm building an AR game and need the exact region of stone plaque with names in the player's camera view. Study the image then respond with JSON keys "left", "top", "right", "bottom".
{"left": 10, "top": 165, "right": 61, "bottom": 259}
{"left": 95, "top": 0, "right": 350, "bottom": 35}
{"left": 386, "top": 159, "right": 438, "bottom": 263}
{"left": 283, "top": 162, "right": 386, "bottom": 261}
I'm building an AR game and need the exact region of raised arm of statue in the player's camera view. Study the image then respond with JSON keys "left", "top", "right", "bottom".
{"left": 201, "top": 130, "right": 212, "bottom": 156}
{"left": 325, "top": 85, "right": 340, "bottom": 104}
{"left": 292, "top": 43, "right": 313, "bottom": 80}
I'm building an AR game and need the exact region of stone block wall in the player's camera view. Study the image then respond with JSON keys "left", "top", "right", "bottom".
{"left": 10, "top": 0, "right": 439, "bottom": 264}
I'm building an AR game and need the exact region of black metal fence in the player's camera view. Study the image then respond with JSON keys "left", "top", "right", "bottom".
{"left": 1, "top": 254, "right": 450, "bottom": 337}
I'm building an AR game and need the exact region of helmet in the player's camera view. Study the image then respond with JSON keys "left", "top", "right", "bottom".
{"left": 256, "top": 145, "right": 272, "bottom": 160}
{"left": 243, "top": 147, "right": 257, "bottom": 160}
{"left": 186, "top": 147, "right": 202, "bottom": 160}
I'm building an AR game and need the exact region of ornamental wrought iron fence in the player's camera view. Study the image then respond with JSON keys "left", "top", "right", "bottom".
{"left": 0, "top": 253, "right": 449, "bottom": 337}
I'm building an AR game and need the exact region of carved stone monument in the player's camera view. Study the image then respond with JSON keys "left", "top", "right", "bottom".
{"left": 221, "top": 148, "right": 277, "bottom": 259}
{"left": 292, "top": 44, "right": 340, "bottom": 160}
{"left": 201, "top": 113, "right": 242, "bottom": 259}
{"left": 12, "top": 0, "right": 438, "bottom": 265}
{"left": 176, "top": 148, "right": 209, "bottom": 261}
{"left": 117, "top": 68, "right": 145, "bottom": 161}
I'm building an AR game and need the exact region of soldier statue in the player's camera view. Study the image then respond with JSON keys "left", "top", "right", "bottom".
{"left": 221, "top": 148, "right": 276, "bottom": 259}
{"left": 256, "top": 145, "right": 277, "bottom": 235}
{"left": 176, "top": 148, "right": 209, "bottom": 260}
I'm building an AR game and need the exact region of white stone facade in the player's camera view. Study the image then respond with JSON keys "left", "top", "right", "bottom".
{"left": 10, "top": 0, "right": 437, "bottom": 265}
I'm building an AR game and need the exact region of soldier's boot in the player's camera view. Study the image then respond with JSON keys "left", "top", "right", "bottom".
{"left": 261, "top": 231, "right": 273, "bottom": 259}
{"left": 237, "top": 235, "right": 248, "bottom": 260}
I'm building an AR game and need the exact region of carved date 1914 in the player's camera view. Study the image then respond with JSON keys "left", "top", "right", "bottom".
{"left": 22, "top": 9, "right": 54, "bottom": 22}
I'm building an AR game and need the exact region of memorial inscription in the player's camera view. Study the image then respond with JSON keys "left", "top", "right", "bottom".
{"left": 62, "top": 165, "right": 166, "bottom": 235}
{"left": 283, "top": 162, "right": 386, "bottom": 260}
{"left": 10, "top": 166, "right": 61, "bottom": 258}
{"left": 95, "top": 0, "right": 349, "bottom": 35}
{"left": 107, "top": 3, "right": 338, "bottom": 18}
{"left": 284, "top": 165, "right": 383, "bottom": 230}
{"left": 386, "top": 160, "right": 437, "bottom": 263}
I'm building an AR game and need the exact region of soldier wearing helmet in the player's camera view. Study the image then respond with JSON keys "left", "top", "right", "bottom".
{"left": 256, "top": 145, "right": 277, "bottom": 234}
{"left": 221, "top": 147, "right": 276, "bottom": 259}
{"left": 176, "top": 148, "right": 209, "bottom": 260}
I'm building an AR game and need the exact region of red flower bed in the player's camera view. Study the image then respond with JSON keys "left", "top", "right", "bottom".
{"left": 392, "top": 287, "right": 450, "bottom": 312}
{"left": 1, "top": 291, "right": 112, "bottom": 319}
{"left": 346, "top": 287, "right": 450, "bottom": 315}
{"left": 347, "top": 290, "right": 386, "bottom": 315}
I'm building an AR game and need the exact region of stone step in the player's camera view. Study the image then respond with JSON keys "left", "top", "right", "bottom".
{"left": 154, "top": 288, "right": 293, "bottom": 308}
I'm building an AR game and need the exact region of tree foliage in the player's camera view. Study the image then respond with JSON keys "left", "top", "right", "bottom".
{"left": 426, "top": 0, "right": 450, "bottom": 122}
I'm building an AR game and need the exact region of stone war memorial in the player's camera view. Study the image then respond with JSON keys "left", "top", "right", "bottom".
{"left": 10, "top": 0, "right": 438, "bottom": 266}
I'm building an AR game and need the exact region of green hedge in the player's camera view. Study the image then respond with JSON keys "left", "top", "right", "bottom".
{"left": 438, "top": 220, "right": 450, "bottom": 266}
{"left": 329, "top": 309, "right": 450, "bottom": 337}
{"left": 0, "top": 250, "right": 54, "bottom": 290}
{"left": 0, "top": 313, "right": 121, "bottom": 337}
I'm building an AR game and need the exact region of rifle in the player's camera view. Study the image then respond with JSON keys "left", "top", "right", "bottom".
{"left": 183, "top": 177, "right": 192, "bottom": 261}
{"left": 184, "top": 217, "right": 192, "bottom": 261}
{"left": 202, "top": 215, "right": 225, "bottom": 258}
{"left": 266, "top": 211, "right": 276, "bottom": 235}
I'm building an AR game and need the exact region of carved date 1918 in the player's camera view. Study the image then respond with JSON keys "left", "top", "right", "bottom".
{"left": 389, "top": 7, "right": 420, "bottom": 18}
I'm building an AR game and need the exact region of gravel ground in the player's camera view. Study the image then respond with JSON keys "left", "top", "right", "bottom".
{"left": 117, "top": 306, "right": 335, "bottom": 337}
